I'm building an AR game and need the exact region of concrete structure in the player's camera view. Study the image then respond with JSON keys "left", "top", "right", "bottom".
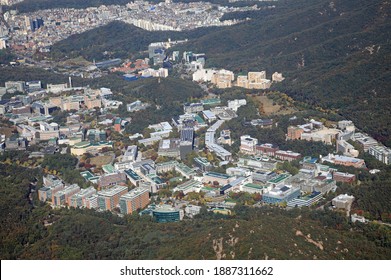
{"left": 124, "top": 169, "right": 142, "bottom": 187}
{"left": 287, "top": 191, "right": 322, "bottom": 208}
{"left": 52, "top": 184, "right": 81, "bottom": 207}
{"left": 173, "top": 179, "right": 202, "bottom": 195}
{"left": 262, "top": 185, "right": 300, "bottom": 204}
{"left": 275, "top": 150, "right": 301, "bottom": 162}
{"left": 97, "top": 185, "right": 128, "bottom": 211}
{"left": 69, "top": 187, "right": 97, "bottom": 208}
{"left": 203, "top": 172, "right": 233, "bottom": 186}
{"left": 152, "top": 205, "right": 184, "bottom": 223}
{"left": 240, "top": 135, "right": 258, "bottom": 155}
{"left": 241, "top": 183, "right": 267, "bottom": 194}
{"left": 369, "top": 145, "right": 391, "bottom": 165}
{"left": 332, "top": 172, "right": 356, "bottom": 183}
{"left": 321, "top": 154, "right": 365, "bottom": 168}
{"left": 119, "top": 187, "right": 150, "bottom": 215}
{"left": 98, "top": 172, "right": 127, "bottom": 189}
{"left": 158, "top": 139, "right": 181, "bottom": 158}
{"left": 332, "top": 194, "right": 355, "bottom": 210}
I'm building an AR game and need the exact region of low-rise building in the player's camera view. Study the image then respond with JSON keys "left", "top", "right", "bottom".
{"left": 369, "top": 145, "right": 391, "bottom": 165}
{"left": 262, "top": 185, "right": 300, "bottom": 204}
{"left": 287, "top": 191, "right": 322, "bottom": 208}
{"left": 203, "top": 172, "right": 233, "bottom": 186}
{"left": 173, "top": 180, "right": 202, "bottom": 195}
{"left": 333, "top": 172, "right": 356, "bottom": 183}
{"left": 332, "top": 194, "right": 354, "bottom": 210}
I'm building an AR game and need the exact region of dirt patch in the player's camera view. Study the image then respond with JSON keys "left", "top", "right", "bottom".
{"left": 90, "top": 155, "right": 113, "bottom": 167}
{"left": 252, "top": 94, "right": 297, "bottom": 116}
{"left": 0, "top": 127, "right": 15, "bottom": 138}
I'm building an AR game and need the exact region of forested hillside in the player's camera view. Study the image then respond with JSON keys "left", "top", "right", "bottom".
{"left": 0, "top": 164, "right": 389, "bottom": 260}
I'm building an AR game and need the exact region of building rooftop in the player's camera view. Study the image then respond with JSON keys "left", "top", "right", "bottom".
{"left": 124, "top": 169, "right": 142, "bottom": 181}
{"left": 205, "top": 172, "right": 231, "bottom": 179}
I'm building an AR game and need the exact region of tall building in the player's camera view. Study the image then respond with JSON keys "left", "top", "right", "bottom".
{"left": 69, "top": 187, "right": 97, "bottom": 208}
{"left": 97, "top": 185, "right": 128, "bottom": 211}
{"left": 119, "top": 187, "right": 150, "bottom": 215}
{"left": 53, "top": 184, "right": 81, "bottom": 206}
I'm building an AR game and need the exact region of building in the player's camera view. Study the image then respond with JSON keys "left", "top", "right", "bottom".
{"left": 333, "top": 172, "right": 356, "bottom": 184}
{"left": 52, "top": 184, "right": 81, "bottom": 207}
{"left": 203, "top": 172, "right": 233, "bottom": 186}
{"left": 262, "top": 185, "right": 301, "bottom": 204}
{"left": 252, "top": 170, "right": 277, "bottom": 183}
{"left": 122, "top": 145, "right": 138, "bottom": 162}
{"left": 152, "top": 205, "right": 184, "bottom": 223}
{"left": 194, "top": 157, "right": 213, "bottom": 172}
{"left": 98, "top": 172, "right": 127, "bottom": 189}
{"left": 287, "top": 191, "right": 322, "bottom": 208}
{"left": 124, "top": 169, "right": 143, "bottom": 187}
{"left": 241, "top": 183, "right": 267, "bottom": 194}
{"left": 240, "top": 135, "right": 258, "bottom": 155}
{"left": 155, "top": 160, "right": 178, "bottom": 174}
{"left": 267, "top": 173, "right": 292, "bottom": 188}
{"left": 287, "top": 126, "right": 304, "bottom": 140}
{"left": 69, "top": 187, "right": 97, "bottom": 208}
{"left": 70, "top": 141, "right": 113, "bottom": 156}
{"left": 272, "top": 72, "right": 285, "bottom": 82}
{"left": 158, "top": 139, "right": 181, "bottom": 158}
{"left": 256, "top": 143, "right": 279, "bottom": 157}
{"left": 173, "top": 180, "right": 202, "bottom": 195}
{"left": 38, "top": 177, "right": 64, "bottom": 202}
{"left": 183, "top": 102, "right": 204, "bottom": 114}
{"left": 97, "top": 185, "right": 128, "bottom": 211}
{"left": 238, "top": 156, "right": 278, "bottom": 171}
{"left": 321, "top": 154, "right": 365, "bottom": 168}
{"left": 211, "top": 69, "right": 235, "bottom": 88}
{"left": 220, "top": 176, "right": 250, "bottom": 195}
{"left": 337, "top": 140, "right": 359, "bottom": 157}
{"left": 185, "top": 205, "right": 202, "bottom": 217}
{"left": 332, "top": 194, "right": 355, "bottom": 210}
{"left": 236, "top": 71, "right": 271, "bottom": 89}
{"left": 353, "top": 133, "right": 379, "bottom": 152}
{"left": 369, "top": 145, "right": 391, "bottom": 165}
{"left": 227, "top": 99, "right": 247, "bottom": 112}
{"left": 5, "top": 81, "right": 25, "bottom": 93}
{"left": 275, "top": 150, "right": 301, "bottom": 162}
{"left": 119, "top": 187, "right": 150, "bottom": 215}
{"left": 84, "top": 195, "right": 99, "bottom": 209}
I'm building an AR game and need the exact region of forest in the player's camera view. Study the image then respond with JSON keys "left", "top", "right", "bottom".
{"left": 0, "top": 163, "right": 390, "bottom": 260}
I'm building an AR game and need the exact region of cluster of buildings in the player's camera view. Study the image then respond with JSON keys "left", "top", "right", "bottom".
{"left": 288, "top": 119, "right": 391, "bottom": 165}
{"left": 193, "top": 66, "right": 284, "bottom": 89}
{"left": 2, "top": 1, "right": 261, "bottom": 55}
{"left": 240, "top": 136, "right": 302, "bottom": 162}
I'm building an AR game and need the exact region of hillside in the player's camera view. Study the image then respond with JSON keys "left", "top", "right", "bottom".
{"left": 1, "top": 164, "right": 390, "bottom": 260}
{"left": 47, "top": 0, "right": 391, "bottom": 145}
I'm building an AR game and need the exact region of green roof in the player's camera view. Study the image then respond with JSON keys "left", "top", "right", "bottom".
{"left": 74, "top": 141, "right": 91, "bottom": 148}
{"left": 205, "top": 172, "right": 230, "bottom": 179}
{"left": 201, "top": 98, "right": 221, "bottom": 105}
{"left": 194, "top": 115, "right": 205, "bottom": 124}
{"left": 102, "top": 164, "right": 115, "bottom": 174}
{"left": 244, "top": 183, "right": 267, "bottom": 190}
{"left": 268, "top": 173, "right": 291, "bottom": 184}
